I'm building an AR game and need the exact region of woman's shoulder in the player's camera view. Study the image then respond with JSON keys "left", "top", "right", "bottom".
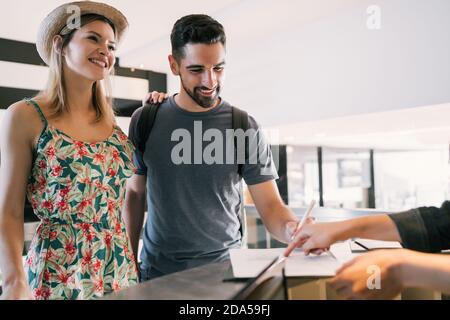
{"left": 5, "top": 100, "right": 34, "bottom": 122}
{"left": 2, "top": 98, "right": 47, "bottom": 136}
{"left": 7, "top": 97, "right": 47, "bottom": 117}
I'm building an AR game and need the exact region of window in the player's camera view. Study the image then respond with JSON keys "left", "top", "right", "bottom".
{"left": 322, "top": 148, "right": 371, "bottom": 209}
{"left": 286, "top": 146, "right": 320, "bottom": 207}
{"left": 374, "top": 149, "right": 449, "bottom": 210}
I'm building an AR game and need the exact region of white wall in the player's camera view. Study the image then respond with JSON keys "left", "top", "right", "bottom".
{"left": 220, "top": 0, "right": 450, "bottom": 126}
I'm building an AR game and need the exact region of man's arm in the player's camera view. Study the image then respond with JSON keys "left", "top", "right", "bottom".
{"left": 296, "top": 214, "right": 401, "bottom": 254}
{"left": 326, "top": 214, "right": 401, "bottom": 241}
{"left": 328, "top": 249, "right": 450, "bottom": 299}
{"left": 296, "top": 200, "right": 450, "bottom": 254}
{"left": 248, "top": 180, "right": 298, "bottom": 243}
{"left": 389, "top": 202, "right": 450, "bottom": 252}
{"left": 123, "top": 175, "right": 147, "bottom": 266}
{"left": 401, "top": 251, "right": 450, "bottom": 294}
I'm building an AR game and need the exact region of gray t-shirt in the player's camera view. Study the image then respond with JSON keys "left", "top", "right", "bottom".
{"left": 129, "top": 95, "right": 278, "bottom": 277}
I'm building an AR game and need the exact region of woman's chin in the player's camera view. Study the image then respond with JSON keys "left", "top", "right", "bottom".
{"left": 85, "top": 65, "right": 110, "bottom": 81}
{"left": 83, "top": 71, "right": 107, "bottom": 82}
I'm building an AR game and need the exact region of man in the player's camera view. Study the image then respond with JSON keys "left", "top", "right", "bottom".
{"left": 123, "top": 14, "right": 299, "bottom": 280}
{"left": 290, "top": 201, "right": 450, "bottom": 299}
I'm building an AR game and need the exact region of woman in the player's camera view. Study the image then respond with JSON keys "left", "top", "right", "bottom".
{"left": 0, "top": 1, "right": 164, "bottom": 299}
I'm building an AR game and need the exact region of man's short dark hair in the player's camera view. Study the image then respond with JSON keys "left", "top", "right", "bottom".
{"left": 171, "top": 14, "right": 226, "bottom": 61}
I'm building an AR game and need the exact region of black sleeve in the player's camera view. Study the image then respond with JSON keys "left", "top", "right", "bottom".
{"left": 128, "top": 107, "right": 147, "bottom": 176}
{"left": 388, "top": 201, "right": 450, "bottom": 252}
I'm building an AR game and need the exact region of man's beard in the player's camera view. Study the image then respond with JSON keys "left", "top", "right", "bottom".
{"left": 181, "top": 77, "right": 221, "bottom": 109}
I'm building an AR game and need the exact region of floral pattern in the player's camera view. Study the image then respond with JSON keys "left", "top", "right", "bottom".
{"left": 24, "top": 99, "right": 138, "bottom": 300}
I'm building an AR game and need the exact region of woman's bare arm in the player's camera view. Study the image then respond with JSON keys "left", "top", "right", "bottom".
{"left": 0, "top": 101, "right": 40, "bottom": 299}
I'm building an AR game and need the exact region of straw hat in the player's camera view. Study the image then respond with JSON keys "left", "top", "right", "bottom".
{"left": 36, "top": 1, "right": 128, "bottom": 65}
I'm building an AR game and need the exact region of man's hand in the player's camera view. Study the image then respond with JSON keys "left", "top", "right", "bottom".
{"left": 283, "top": 217, "right": 327, "bottom": 256}
{"left": 288, "top": 221, "right": 341, "bottom": 255}
{"left": 142, "top": 91, "right": 169, "bottom": 105}
{"left": 328, "top": 249, "right": 407, "bottom": 299}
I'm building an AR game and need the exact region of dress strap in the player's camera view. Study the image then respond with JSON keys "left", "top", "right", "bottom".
{"left": 25, "top": 98, "right": 48, "bottom": 127}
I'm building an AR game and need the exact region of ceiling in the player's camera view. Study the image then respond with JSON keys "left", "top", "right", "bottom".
{"left": 271, "top": 102, "right": 450, "bottom": 150}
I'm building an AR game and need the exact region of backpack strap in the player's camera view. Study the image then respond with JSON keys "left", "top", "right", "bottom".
{"left": 136, "top": 103, "right": 161, "bottom": 155}
{"left": 231, "top": 106, "right": 250, "bottom": 247}
{"left": 231, "top": 106, "right": 249, "bottom": 177}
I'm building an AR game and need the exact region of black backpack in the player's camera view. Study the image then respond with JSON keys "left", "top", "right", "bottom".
{"left": 135, "top": 102, "right": 250, "bottom": 176}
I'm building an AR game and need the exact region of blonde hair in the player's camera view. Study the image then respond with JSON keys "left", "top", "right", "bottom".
{"left": 39, "top": 14, "right": 116, "bottom": 123}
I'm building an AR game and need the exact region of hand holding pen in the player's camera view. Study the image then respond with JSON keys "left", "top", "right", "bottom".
{"left": 283, "top": 200, "right": 316, "bottom": 257}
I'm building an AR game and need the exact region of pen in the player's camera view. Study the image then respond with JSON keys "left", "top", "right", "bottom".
{"left": 290, "top": 200, "right": 316, "bottom": 242}
{"left": 282, "top": 199, "right": 316, "bottom": 257}
{"left": 353, "top": 240, "right": 370, "bottom": 251}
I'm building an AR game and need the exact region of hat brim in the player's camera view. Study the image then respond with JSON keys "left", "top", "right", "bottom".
{"left": 36, "top": 1, "right": 128, "bottom": 66}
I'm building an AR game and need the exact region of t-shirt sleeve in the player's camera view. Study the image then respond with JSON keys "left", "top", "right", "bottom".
{"left": 128, "top": 107, "right": 147, "bottom": 176}
{"left": 241, "top": 115, "right": 279, "bottom": 185}
{"left": 388, "top": 201, "right": 450, "bottom": 252}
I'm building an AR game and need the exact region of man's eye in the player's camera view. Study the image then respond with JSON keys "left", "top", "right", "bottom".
{"left": 108, "top": 46, "right": 116, "bottom": 51}
{"left": 190, "top": 69, "right": 202, "bottom": 73}
{"left": 214, "top": 67, "right": 224, "bottom": 71}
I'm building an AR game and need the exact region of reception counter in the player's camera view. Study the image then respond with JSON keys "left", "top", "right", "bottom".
{"left": 103, "top": 258, "right": 442, "bottom": 300}
{"left": 104, "top": 260, "right": 246, "bottom": 300}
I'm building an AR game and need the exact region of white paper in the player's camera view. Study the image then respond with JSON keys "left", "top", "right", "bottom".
{"left": 350, "top": 238, "right": 402, "bottom": 252}
{"left": 284, "top": 250, "right": 341, "bottom": 277}
{"left": 229, "top": 248, "right": 282, "bottom": 278}
{"left": 229, "top": 248, "right": 342, "bottom": 278}
{"left": 329, "top": 241, "right": 360, "bottom": 264}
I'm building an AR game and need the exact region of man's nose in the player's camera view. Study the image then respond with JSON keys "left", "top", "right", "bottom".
{"left": 202, "top": 70, "right": 217, "bottom": 88}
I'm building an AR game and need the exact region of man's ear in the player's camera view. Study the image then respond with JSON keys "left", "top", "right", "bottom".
{"left": 168, "top": 54, "right": 180, "bottom": 76}
{"left": 53, "top": 35, "right": 64, "bottom": 56}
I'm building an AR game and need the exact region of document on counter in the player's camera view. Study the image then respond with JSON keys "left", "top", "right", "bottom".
{"left": 229, "top": 248, "right": 342, "bottom": 278}
{"left": 350, "top": 238, "right": 402, "bottom": 252}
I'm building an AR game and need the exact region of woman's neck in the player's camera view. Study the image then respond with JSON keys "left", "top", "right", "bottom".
{"left": 63, "top": 65, "right": 96, "bottom": 115}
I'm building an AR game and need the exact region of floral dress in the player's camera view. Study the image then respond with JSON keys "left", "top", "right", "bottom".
{"left": 24, "top": 99, "right": 138, "bottom": 300}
